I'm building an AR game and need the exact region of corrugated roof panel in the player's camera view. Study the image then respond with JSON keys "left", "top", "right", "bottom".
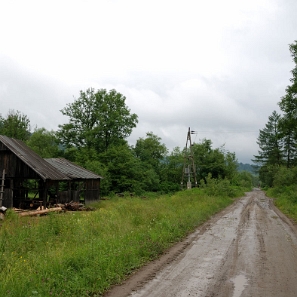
{"left": 45, "top": 158, "right": 102, "bottom": 180}
{"left": 0, "top": 135, "right": 70, "bottom": 181}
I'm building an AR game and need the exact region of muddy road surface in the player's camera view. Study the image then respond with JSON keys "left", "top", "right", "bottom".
{"left": 104, "top": 189, "right": 297, "bottom": 297}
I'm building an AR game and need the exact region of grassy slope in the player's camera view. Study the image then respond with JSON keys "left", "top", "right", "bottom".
{"left": 0, "top": 187, "right": 247, "bottom": 297}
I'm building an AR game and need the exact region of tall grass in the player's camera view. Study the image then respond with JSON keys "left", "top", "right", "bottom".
{"left": 0, "top": 185, "right": 246, "bottom": 297}
{"left": 267, "top": 185, "right": 297, "bottom": 222}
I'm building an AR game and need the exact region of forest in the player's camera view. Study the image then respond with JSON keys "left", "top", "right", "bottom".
{"left": 254, "top": 40, "right": 297, "bottom": 187}
{"left": 254, "top": 40, "right": 297, "bottom": 222}
{"left": 0, "top": 89, "right": 254, "bottom": 196}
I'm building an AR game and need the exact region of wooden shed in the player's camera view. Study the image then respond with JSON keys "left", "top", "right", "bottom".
{"left": 0, "top": 135, "right": 102, "bottom": 209}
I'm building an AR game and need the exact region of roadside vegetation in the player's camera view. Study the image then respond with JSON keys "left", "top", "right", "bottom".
{"left": 266, "top": 166, "right": 297, "bottom": 222}
{"left": 0, "top": 39, "right": 261, "bottom": 297}
{"left": 0, "top": 68, "right": 255, "bottom": 297}
{"left": 254, "top": 40, "right": 297, "bottom": 222}
{"left": 1, "top": 88, "right": 249, "bottom": 196}
{"left": 0, "top": 180, "right": 250, "bottom": 297}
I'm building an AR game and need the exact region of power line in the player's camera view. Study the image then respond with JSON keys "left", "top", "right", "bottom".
{"left": 194, "top": 130, "right": 258, "bottom": 133}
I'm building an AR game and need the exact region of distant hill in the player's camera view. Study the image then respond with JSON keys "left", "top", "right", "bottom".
{"left": 237, "top": 162, "right": 258, "bottom": 174}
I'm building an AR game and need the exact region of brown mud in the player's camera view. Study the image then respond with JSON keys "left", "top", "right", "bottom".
{"left": 104, "top": 189, "right": 297, "bottom": 297}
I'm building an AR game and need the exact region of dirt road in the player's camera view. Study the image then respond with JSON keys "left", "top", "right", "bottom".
{"left": 104, "top": 189, "right": 297, "bottom": 297}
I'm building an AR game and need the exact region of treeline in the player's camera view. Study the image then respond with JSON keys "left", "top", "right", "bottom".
{"left": 1, "top": 89, "right": 253, "bottom": 195}
{"left": 254, "top": 40, "right": 297, "bottom": 187}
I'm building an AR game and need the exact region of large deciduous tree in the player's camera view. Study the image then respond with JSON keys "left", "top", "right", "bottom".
{"left": 57, "top": 88, "right": 138, "bottom": 153}
{"left": 0, "top": 110, "right": 31, "bottom": 141}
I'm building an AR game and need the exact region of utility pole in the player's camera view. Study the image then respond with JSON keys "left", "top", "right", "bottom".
{"left": 181, "top": 127, "right": 197, "bottom": 189}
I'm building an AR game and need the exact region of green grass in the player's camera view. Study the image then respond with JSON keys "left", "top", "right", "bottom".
{"left": 267, "top": 185, "right": 297, "bottom": 222}
{"left": 0, "top": 186, "right": 247, "bottom": 297}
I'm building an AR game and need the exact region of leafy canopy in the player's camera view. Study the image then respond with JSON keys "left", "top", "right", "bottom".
{"left": 0, "top": 110, "right": 30, "bottom": 141}
{"left": 26, "top": 127, "right": 60, "bottom": 158}
{"left": 57, "top": 88, "right": 138, "bottom": 153}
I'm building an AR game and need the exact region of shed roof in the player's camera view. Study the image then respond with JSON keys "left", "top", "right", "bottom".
{"left": 45, "top": 158, "right": 102, "bottom": 180}
{"left": 0, "top": 135, "right": 69, "bottom": 181}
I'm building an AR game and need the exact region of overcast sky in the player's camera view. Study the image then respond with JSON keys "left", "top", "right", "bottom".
{"left": 1, "top": 0, "right": 296, "bottom": 163}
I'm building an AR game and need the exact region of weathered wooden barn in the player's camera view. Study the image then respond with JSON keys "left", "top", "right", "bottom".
{"left": 0, "top": 135, "right": 102, "bottom": 209}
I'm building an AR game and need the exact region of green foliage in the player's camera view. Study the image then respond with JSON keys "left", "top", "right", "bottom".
{"left": 234, "top": 170, "right": 254, "bottom": 188}
{"left": 0, "top": 88, "right": 244, "bottom": 196}
{"left": 255, "top": 40, "right": 297, "bottom": 185}
{"left": 267, "top": 185, "right": 297, "bottom": 222}
{"left": 237, "top": 162, "right": 257, "bottom": 173}
{"left": 57, "top": 88, "right": 138, "bottom": 153}
{"left": 0, "top": 110, "right": 30, "bottom": 141}
{"left": 273, "top": 166, "right": 297, "bottom": 187}
{"left": 278, "top": 41, "right": 297, "bottom": 166}
{"left": 0, "top": 188, "right": 244, "bottom": 296}
{"left": 27, "top": 127, "right": 60, "bottom": 158}
{"left": 73, "top": 147, "right": 112, "bottom": 196}
{"left": 253, "top": 111, "right": 284, "bottom": 166}
{"left": 191, "top": 139, "right": 238, "bottom": 183}
{"left": 199, "top": 173, "right": 245, "bottom": 197}
{"left": 132, "top": 132, "right": 169, "bottom": 192}
{"left": 99, "top": 143, "right": 145, "bottom": 194}
{"left": 258, "top": 164, "right": 276, "bottom": 187}
{"left": 134, "top": 132, "right": 168, "bottom": 173}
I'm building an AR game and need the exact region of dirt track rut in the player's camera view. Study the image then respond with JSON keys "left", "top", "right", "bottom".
{"left": 104, "top": 189, "right": 297, "bottom": 297}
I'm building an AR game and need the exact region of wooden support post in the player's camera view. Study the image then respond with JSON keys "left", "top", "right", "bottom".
{"left": 43, "top": 183, "right": 48, "bottom": 209}
{"left": 0, "top": 169, "right": 5, "bottom": 207}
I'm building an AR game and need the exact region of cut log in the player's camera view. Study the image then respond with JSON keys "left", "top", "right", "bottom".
{"left": 18, "top": 207, "right": 63, "bottom": 217}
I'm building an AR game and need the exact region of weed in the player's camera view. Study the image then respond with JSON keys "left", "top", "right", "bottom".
{"left": 0, "top": 185, "right": 246, "bottom": 296}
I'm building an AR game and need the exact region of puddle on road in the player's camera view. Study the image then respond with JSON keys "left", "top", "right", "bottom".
{"left": 231, "top": 274, "right": 248, "bottom": 297}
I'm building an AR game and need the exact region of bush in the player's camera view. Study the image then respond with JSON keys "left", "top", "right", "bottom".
{"left": 273, "top": 166, "right": 297, "bottom": 187}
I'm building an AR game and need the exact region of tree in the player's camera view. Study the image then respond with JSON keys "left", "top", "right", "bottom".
{"left": 99, "top": 143, "right": 144, "bottom": 194}
{"left": 253, "top": 111, "right": 284, "bottom": 166}
{"left": 278, "top": 40, "right": 297, "bottom": 167}
{"left": 254, "top": 41, "right": 297, "bottom": 186}
{"left": 191, "top": 139, "right": 237, "bottom": 183}
{"left": 279, "top": 113, "right": 297, "bottom": 167}
{"left": 57, "top": 88, "right": 138, "bottom": 153}
{"left": 133, "top": 132, "right": 168, "bottom": 192}
{"left": 27, "top": 127, "right": 60, "bottom": 158}
{"left": 134, "top": 132, "right": 168, "bottom": 167}
{"left": 234, "top": 170, "right": 253, "bottom": 188}
{"left": 0, "top": 110, "right": 30, "bottom": 141}
{"left": 160, "top": 146, "right": 183, "bottom": 192}
{"left": 224, "top": 151, "right": 238, "bottom": 181}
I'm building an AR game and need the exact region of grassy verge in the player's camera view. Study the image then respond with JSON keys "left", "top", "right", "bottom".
{"left": 0, "top": 185, "right": 247, "bottom": 297}
{"left": 267, "top": 185, "right": 297, "bottom": 222}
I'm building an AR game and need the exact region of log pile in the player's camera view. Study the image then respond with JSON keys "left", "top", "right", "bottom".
{"left": 13, "top": 201, "right": 95, "bottom": 217}
{"left": 19, "top": 207, "right": 63, "bottom": 217}
{"left": 61, "top": 202, "right": 94, "bottom": 211}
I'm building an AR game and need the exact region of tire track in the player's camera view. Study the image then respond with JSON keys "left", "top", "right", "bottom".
{"left": 104, "top": 190, "right": 297, "bottom": 297}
